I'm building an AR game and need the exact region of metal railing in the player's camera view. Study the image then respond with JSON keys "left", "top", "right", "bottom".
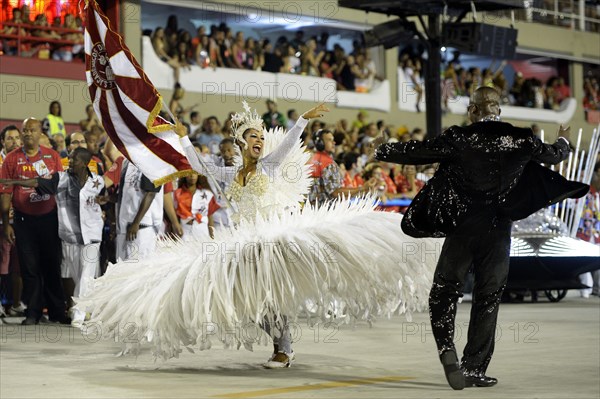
{"left": 0, "top": 22, "right": 82, "bottom": 57}
{"left": 484, "top": 0, "right": 600, "bottom": 33}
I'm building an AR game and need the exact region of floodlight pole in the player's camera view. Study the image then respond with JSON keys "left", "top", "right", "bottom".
{"left": 423, "top": 14, "right": 443, "bottom": 138}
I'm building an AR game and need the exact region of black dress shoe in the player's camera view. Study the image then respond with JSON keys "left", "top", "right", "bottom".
{"left": 21, "top": 317, "right": 38, "bottom": 325}
{"left": 440, "top": 350, "right": 465, "bottom": 390}
{"left": 48, "top": 316, "right": 72, "bottom": 325}
{"left": 465, "top": 375, "right": 498, "bottom": 387}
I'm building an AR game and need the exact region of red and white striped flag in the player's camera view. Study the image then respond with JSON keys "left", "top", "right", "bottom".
{"left": 84, "top": 0, "right": 192, "bottom": 185}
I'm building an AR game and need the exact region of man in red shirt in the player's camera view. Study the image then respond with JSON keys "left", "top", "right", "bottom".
{"left": 0, "top": 118, "right": 67, "bottom": 325}
{"left": 0, "top": 125, "right": 23, "bottom": 318}
{"left": 308, "top": 129, "right": 373, "bottom": 206}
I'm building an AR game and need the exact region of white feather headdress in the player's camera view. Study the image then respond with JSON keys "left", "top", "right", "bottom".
{"left": 231, "top": 101, "right": 264, "bottom": 149}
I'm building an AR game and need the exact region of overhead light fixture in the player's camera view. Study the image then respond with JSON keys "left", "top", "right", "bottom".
{"left": 363, "top": 19, "right": 417, "bottom": 49}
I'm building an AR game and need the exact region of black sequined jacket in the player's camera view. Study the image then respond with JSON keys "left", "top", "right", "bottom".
{"left": 375, "top": 121, "right": 589, "bottom": 238}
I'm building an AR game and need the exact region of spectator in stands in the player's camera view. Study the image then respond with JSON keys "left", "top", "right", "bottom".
{"left": 188, "top": 111, "right": 203, "bottom": 140}
{"left": 361, "top": 123, "right": 379, "bottom": 148}
{"left": 466, "top": 67, "right": 482, "bottom": 96}
{"left": 53, "top": 13, "right": 82, "bottom": 62}
{"left": 151, "top": 27, "right": 181, "bottom": 81}
{"left": 0, "top": 118, "right": 67, "bottom": 325}
{"left": 509, "top": 72, "right": 525, "bottom": 106}
{"left": 169, "top": 83, "right": 198, "bottom": 123}
{"left": 395, "top": 164, "right": 425, "bottom": 199}
{"left": 244, "top": 37, "right": 258, "bottom": 70}
{"left": 403, "top": 58, "right": 423, "bottom": 112}
{"left": 229, "top": 31, "right": 245, "bottom": 69}
{"left": 67, "top": 131, "right": 86, "bottom": 152}
{"left": 583, "top": 77, "right": 600, "bottom": 113}
{"left": 163, "top": 14, "right": 177, "bottom": 37}
{"left": 53, "top": 133, "right": 67, "bottom": 157}
{"left": 221, "top": 116, "right": 234, "bottom": 138}
{"left": 411, "top": 128, "right": 426, "bottom": 141}
{"left": 263, "top": 100, "right": 286, "bottom": 129}
{"left": 308, "top": 129, "right": 374, "bottom": 206}
{"left": 301, "top": 38, "right": 324, "bottom": 76}
{"left": 341, "top": 152, "right": 364, "bottom": 189}
{"left": 353, "top": 53, "right": 375, "bottom": 93}
{"left": 194, "top": 33, "right": 211, "bottom": 68}
{"left": 20, "top": 4, "right": 32, "bottom": 24}
{"left": 416, "top": 164, "right": 437, "bottom": 183}
{"left": 39, "top": 132, "right": 52, "bottom": 148}
{"left": 174, "top": 173, "right": 218, "bottom": 241}
{"left": 79, "top": 104, "right": 100, "bottom": 132}
{"left": 173, "top": 39, "right": 192, "bottom": 70}
{"left": 0, "top": 125, "right": 24, "bottom": 318}
{"left": 286, "top": 109, "right": 299, "bottom": 131}
{"left": 319, "top": 51, "right": 335, "bottom": 79}
{"left": 191, "top": 25, "right": 206, "bottom": 54}
{"left": 2, "top": 8, "right": 27, "bottom": 53}
{"left": 290, "top": 30, "right": 305, "bottom": 49}
{"left": 42, "top": 101, "right": 66, "bottom": 138}
{"left": 31, "top": 14, "right": 61, "bottom": 41}
{"left": 197, "top": 116, "right": 224, "bottom": 154}
{"left": 352, "top": 110, "right": 369, "bottom": 131}
{"left": 362, "top": 162, "right": 401, "bottom": 212}
{"left": 334, "top": 47, "right": 356, "bottom": 91}
{"left": 262, "top": 40, "right": 283, "bottom": 73}
{"left": 317, "top": 32, "right": 329, "bottom": 54}
{"left": 281, "top": 44, "right": 300, "bottom": 74}
{"left": 62, "top": 132, "right": 96, "bottom": 174}
{"left": 552, "top": 77, "right": 571, "bottom": 108}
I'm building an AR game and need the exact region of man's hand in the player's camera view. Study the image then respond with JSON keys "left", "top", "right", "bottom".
{"left": 366, "top": 130, "right": 389, "bottom": 158}
{"left": 172, "top": 221, "right": 183, "bottom": 237}
{"left": 174, "top": 119, "right": 188, "bottom": 138}
{"left": 126, "top": 222, "right": 140, "bottom": 241}
{"left": 3, "top": 224, "right": 15, "bottom": 245}
{"left": 372, "top": 130, "right": 389, "bottom": 148}
{"left": 302, "top": 103, "right": 330, "bottom": 119}
{"left": 557, "top": 124, "right": 570, "bottom": 141}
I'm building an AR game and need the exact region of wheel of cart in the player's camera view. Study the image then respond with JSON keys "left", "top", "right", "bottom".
{"left": 544, "top": 289, "right": 568, "bottom": 302}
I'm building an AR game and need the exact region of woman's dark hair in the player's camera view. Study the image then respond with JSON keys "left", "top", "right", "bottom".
{"left": 362, "top": 162, "right": 382, "bottom": 180}
{"left": 342, "top": 152, "right": 359, "bottom": 171}
{"left": 49, "top": 101, "right": 61, "bottom": 116}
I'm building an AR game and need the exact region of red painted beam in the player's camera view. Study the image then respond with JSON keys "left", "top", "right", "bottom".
{"left": 0, "top": 56, "right": 85, "bottom": 80}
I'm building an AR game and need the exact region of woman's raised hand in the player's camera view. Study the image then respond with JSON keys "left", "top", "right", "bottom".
{"left": 302, "top": 103, "right": 330, "bottom": 119}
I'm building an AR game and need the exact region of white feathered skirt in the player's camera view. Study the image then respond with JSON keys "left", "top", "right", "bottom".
{"left": 76, "top": 199, "right": 442, "bottom": 359}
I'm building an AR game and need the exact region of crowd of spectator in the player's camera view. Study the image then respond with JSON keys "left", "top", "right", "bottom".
{"left": 400, "top": 49, "right": 576, "bottom": 113}
{"left": 0, "top": 5, "right": 84, "bottom": 61}
{"left": 583, "top": 74, "right": 600, "bottom": 115}
{"left": 149, "top": 16, "right": 380, "bottom": 92}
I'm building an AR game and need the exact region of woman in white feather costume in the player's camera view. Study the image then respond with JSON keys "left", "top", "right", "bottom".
{"left": 77, "top": 102, "right": 441, "bottom": 367}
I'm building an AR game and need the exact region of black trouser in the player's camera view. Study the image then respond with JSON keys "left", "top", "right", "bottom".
{"left": 13, "top": 210, "right": 65, "bottom": 321}
{"left": 429, "top": 219, "right": 512, "bottom": 377}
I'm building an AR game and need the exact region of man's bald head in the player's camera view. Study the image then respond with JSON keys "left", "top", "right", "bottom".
{"left": 22, "top": 117, "right": 41, "bottom": 130}
{"left": 21, "top": 117, "right": 42, "bottom": 150}
{"left": 468, "top": 87, "right": 501, "bottom": 123}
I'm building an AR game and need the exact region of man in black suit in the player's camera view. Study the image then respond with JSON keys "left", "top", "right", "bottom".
{"left": 373, "top": 87, "right": 588, "bottom": 390}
